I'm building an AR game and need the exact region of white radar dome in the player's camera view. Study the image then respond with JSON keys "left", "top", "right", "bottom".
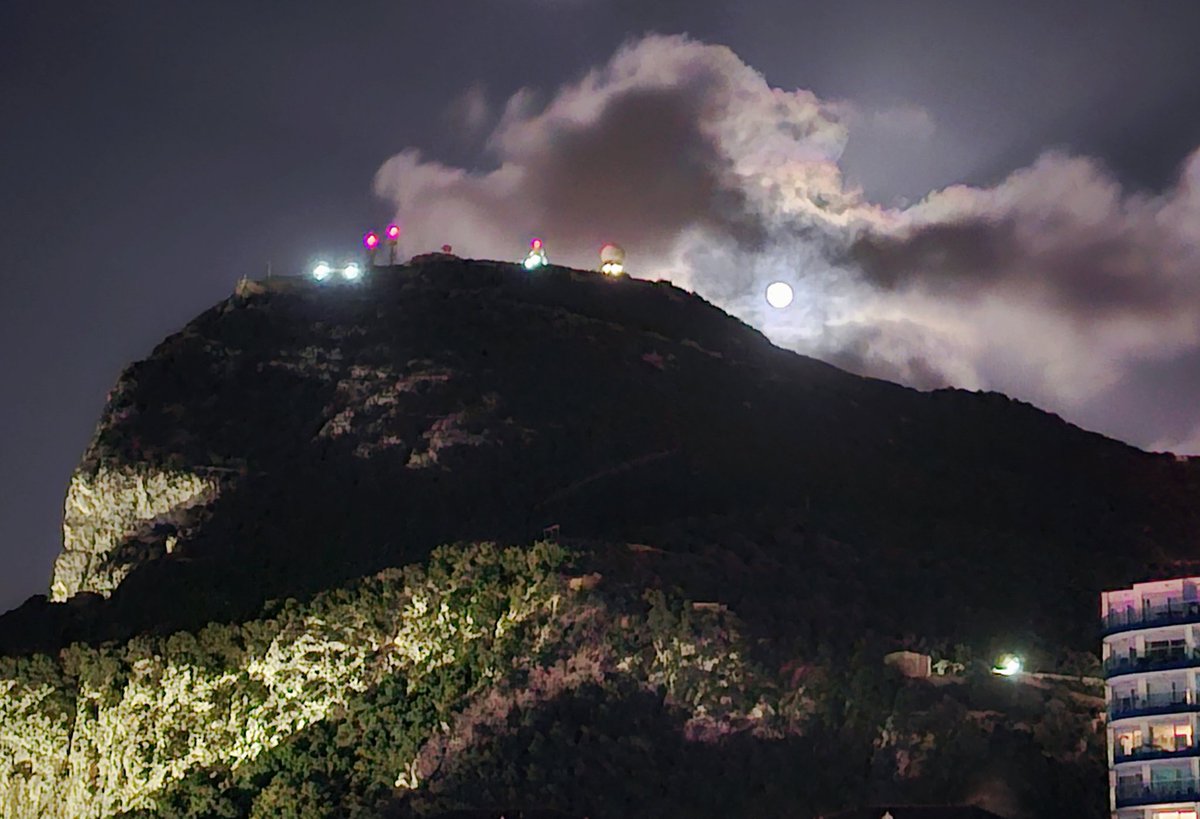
{"left": 599, "top": 243, "right": 625, "bottom": 265}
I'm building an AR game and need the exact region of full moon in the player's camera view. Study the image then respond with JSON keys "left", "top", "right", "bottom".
{"left": 765, "top": 281, "right": 794, "bottom": 309}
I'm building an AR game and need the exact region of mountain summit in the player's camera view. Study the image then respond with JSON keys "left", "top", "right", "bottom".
{"left": 2, "top": 257, "right": 1198, "bottom": 817}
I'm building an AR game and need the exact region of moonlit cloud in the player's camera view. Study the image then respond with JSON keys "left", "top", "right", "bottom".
{"left": 376, "top": 33, "right": 1200, "bottom": 454}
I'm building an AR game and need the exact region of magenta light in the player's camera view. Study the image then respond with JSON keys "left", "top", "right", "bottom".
{"left": 364, "top": 232, "right": 380, "bottom": 249}
{"left": 386, "top": 224, "right": 400, "bottom": 240}
{"left": 531, "top": 238, "right": 542, "bottom": 250}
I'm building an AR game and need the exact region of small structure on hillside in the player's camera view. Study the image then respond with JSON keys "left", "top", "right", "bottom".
{"left": 884, "top": 650, "right": 932, "bottom": 679}
{"left": 599, "top": 243, "right": 626, "bottom": 276}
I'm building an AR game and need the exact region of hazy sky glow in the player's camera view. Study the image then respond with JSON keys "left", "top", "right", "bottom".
{"left": 3, "top": 0, "right": 1200, "bottom": 612}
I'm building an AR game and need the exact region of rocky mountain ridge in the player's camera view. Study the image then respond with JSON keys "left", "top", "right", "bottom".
{"left": 1, "top": 257, "right": 1197, "bottom": 817}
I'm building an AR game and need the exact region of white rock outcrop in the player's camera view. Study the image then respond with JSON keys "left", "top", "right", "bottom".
{"left": 49, "top": 466, "right": 220, "bottom": 601}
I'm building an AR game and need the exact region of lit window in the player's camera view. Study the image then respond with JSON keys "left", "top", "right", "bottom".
{"left": 1116, "top": 728, "right": 1142, "bottom": 755}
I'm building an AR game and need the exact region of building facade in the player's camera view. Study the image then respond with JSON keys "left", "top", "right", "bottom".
{"left": 1103, "top": 578, "right": 1200, "bottom": 819}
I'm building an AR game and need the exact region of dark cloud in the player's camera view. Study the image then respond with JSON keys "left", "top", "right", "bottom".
{"left": 376, "top": 35, "right": 848, "bottom": 269}
{"left": 522, "top": 85, "right": 757, "bottom": 257}
{"left": 849, "top": 218, "right": 1018, "bottom": 294}
{"left": 850, "top": 208, "right": 1190, "bottom": 320}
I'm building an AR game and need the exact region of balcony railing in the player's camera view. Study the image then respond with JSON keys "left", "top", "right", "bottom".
{"left": 1111, "top": 691, "right": 1200, "bottom": 719}
{"left": 1105, "top": 648, "right": 1200, "bottom": 678}
{"left": 1104, "top": 600, "right": 1200, "bottom": 636}
{"left": 1115, "top": 743, "right": 1200, "bottom": 764}
{"left": 1116, "top": 776, "right": 1200, "bottom": 807}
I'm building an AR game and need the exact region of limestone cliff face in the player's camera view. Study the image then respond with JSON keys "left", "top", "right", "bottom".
{"left": 51, "top": 466, "right": 220, "bottom": 601}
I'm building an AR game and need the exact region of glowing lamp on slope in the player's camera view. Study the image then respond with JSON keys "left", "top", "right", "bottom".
{"left": 364, "top": 232, "right": 380, "bottom": 251}
{"left": 765, "top": 281, "right": 794, "bottom": 309}
{"left": 991, "top": 654, "right": 1023, "bottom": 677}
{"left": 342, "top": 262, "right": 362, "bottom": 281}
{"left": 312, "top": 261, "right": 332, "bottom": 281}
{"left": 386, "top": 224, "right": 401, "bottom": 241}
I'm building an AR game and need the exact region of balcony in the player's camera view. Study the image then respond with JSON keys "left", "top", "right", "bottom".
{"left": 1115, "top": 744, "right": 1200, "bottom": 764}
{"left": 1111, "top": 691, "right": 1200, "bottom": 720}
{"left": 1116, "top": 776, "right": 1200, "bottom": 807}
{"left": 1104, "top": 600, "right": 1200, "bottom": 636}
{"left": 1105, "top": 648, "right": 1200, "bottom": 679}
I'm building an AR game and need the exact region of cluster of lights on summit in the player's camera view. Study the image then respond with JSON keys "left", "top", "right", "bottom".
{"left": 308, "top": 231, "right": 795, "bottom": 311}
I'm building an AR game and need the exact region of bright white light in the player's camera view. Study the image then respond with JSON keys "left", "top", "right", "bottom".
{"left": 312, "top": 262, "right": 332, "bottom": 281}
{"left": 992, "top": 655, "right": 1023, "bottom": 677}
{"left": 601, "top": 262, "right": 624, "bottom": 276}
{"left": 524, "top": 255, "right": 543, "bottom": 270}
{"left": 765, "top": 281, "right": 794, "bottom": 309}
{"left": 342, "top": 263, "right": 362, "bottom": 281}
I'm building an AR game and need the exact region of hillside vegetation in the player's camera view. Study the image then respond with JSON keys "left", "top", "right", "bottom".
{"left": 1, "top": 542, "right": 1104, "bottom": 818}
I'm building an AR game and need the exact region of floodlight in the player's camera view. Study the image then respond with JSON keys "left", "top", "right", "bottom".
{"left": 991, "top": 654, "right": 1023, "bottom": 677}
{"left": 342, "top": 263, "right": 362, "bottom": 280}
{"left": 312, "top": 261, "right": 332, "bottom": 281}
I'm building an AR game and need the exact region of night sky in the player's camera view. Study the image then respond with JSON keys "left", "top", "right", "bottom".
{"left": 3, "top": 0, "right": 1200, "bottom": 613}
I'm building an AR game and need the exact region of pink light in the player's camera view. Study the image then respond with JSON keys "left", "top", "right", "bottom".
{"left": 386, "top": 224, "right": 400, "bottom": 240}
{"left": 531, "top": 238, "right": 542, "bottom": 250}
{"left": 364, "top": 232, "right": 380, "bottom": 250}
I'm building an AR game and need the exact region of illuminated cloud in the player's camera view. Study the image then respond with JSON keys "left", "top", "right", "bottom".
{"left": 376, "top": 34, "right": 1200, "bottom": 454}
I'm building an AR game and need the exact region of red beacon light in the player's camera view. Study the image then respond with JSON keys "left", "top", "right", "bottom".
{"left": 364, "top": 231, "right": 380, "bottom": 250}
{"left": 523, "top": 237, "right": 549, "bottom": 270}
{"left": 386, "top": 224, "right": 401, "bottom": 241}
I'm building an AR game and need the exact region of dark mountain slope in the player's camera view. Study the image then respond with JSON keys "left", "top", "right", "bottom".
{"left": 5, "top": 258, "right": 1199, "bottom": 655}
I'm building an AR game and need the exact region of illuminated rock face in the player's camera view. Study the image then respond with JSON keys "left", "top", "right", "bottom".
{"left": 50, "top": 466, "right": 220, "bottom": 601}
